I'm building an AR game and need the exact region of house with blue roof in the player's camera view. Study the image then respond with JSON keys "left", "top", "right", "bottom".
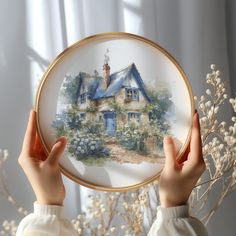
{"left": 76, "top": 62, "right": 152, "bottom": 136}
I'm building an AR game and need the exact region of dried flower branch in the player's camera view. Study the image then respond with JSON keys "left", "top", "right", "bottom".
{"left": 189, "top": 65, "right": 236, "bottom": 224}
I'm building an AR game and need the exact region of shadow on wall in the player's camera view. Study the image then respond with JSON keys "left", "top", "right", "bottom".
{"left": 0, "top": 0, "right": 35, "bottom": 223}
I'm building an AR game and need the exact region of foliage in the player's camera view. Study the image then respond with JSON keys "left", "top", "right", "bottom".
{"left": 85, "top": 105, "right": 97, "bottom": 113}
{"left": 141, "top": 88, "right": 172, "bottom": 151}
{"left": 52, "top": 105, "right": 83, "bottom": 136}
{"left": 148, "top": 120, "right": 170, "bottom": 151}
{"left": 108, "top": 101, "right": 126, "bottom": 114}
{"left": 143, "top": 88, "right": 173, "bottom": 132}
{"left": 61, "top": 74, "right": 81, "bottom": 104}
{"left": 81, "top": 120, "right": 104, "bottom": 134}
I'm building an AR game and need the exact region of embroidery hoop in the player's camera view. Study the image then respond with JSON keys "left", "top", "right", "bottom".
{"left": 35, "top": 32, "right": 194, "bottom": 191}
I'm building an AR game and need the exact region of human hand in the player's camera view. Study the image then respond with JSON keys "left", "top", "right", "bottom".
{"left": 18, "top": 110, "right": 67, "bottom": 205}
{"left": 159, "top": 112, "right": 206, "bottom": 208}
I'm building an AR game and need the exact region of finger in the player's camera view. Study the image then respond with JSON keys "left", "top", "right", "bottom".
{"left": 163, "top": 136, "right": 176, "bottom": 169}
{"left": 173, "top": 138, "right": 182, "bottom": 155}
{"left": 190, "top": 112, "right": 203, "bottom": 163}
{"left": 178, "top": 143, "right": 190, "bottom": 164}
{"left": 46, "top": 137, "right": 67, "bottom": 166}
{"left": 34, "top": 133, "right": 47, "bottom": 161}
{"left": 178, "top": 111, "right": 200, "bottom": 164}
{"left": 22, "top": 110, "right": 37, "bottom": 155}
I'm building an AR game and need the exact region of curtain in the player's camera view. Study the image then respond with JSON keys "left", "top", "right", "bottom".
{"left": 0, "top": 0, "right": 235, "bottom": 235}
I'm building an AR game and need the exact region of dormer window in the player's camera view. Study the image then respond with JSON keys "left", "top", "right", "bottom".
{"left": 80, "top": 93, "right": 86, "bottom": 104}
{"left": 125, "top": 88, "right": 139, "bottom": 101}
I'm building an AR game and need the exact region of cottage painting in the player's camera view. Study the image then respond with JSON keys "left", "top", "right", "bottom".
{"left": 53, "top": 50, "right": 174, "bottom": 166}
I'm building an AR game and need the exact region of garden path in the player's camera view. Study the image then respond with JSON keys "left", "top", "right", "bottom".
{"left": 104, "top": 138, "right": 165, "bottom": 164}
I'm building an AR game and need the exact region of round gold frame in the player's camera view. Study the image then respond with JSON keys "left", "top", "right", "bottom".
{"left": 35, "top": 32, "right": 194, "bottom": 192}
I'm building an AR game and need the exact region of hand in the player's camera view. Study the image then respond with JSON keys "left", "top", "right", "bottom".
{"left": 159, "top": 112, "right": 206, "bottom": 208}
{"left": 18, "top": 110, "right": 67, "bottom": 205}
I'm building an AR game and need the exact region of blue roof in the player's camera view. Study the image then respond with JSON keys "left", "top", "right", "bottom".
{"left": 92, "top": 64, "right": 130, "bottom": 99}
{"left": 78, "top": 63, "right": 151, "bottom": 102}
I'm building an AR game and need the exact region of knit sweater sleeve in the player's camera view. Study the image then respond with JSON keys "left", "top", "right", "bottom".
{"left": 16, "top": 202, "right": 77, "bottom": 236}
{"left": 148, "top": 205, "right": 208, "bottom": 236}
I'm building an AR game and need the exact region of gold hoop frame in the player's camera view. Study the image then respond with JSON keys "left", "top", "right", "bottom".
{"left": 35, "top": 32, "right": 194, "bottom": 192}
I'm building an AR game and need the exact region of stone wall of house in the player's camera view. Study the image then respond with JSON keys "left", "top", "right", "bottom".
{"left": 96, "top": 97, "right": 115, "bottom": 112}
{"left": 115, "top": 88, "right": 150, "bottom": 129}
{"left": 86, "top": 112, "right": 97, "bottom": 122}
{"left": 77, "top": 86, "right": 151, "bottom": 131}
{"left": 115, "top": 87, "right": 147, "bottom": 111}
{"left": 116, "top": 113, "right": 127, "bottom": 129}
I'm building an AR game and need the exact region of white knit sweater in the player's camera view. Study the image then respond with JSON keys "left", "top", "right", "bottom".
{"left": 16, "top": 203, "right": 208, "bottom": 236}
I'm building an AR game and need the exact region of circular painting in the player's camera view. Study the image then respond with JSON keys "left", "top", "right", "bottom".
{"left": 35, "top": 32, "right": 194, "bottom": 191}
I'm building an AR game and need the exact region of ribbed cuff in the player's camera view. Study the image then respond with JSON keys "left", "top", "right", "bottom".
{"left": 157, "top": 205, "right": 189, "bottom": 220}
{"left": 34, "top": 202, "right": 65, "bottom": 219}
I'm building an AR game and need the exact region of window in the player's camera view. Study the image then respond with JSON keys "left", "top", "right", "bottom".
{"left": 80, "top": 93, "right": 86, "bottom": 104}
{"left": 99, "top": 115, "right": 103, "bottom": 122}
{"left": 128, "top": 112, "right": 140, "bottom": 123}
{"left": 79, "top": 113, "right": 86, "bottom": 120}
{"left": 125, "top": 88, "right": 139, "bottom": 101}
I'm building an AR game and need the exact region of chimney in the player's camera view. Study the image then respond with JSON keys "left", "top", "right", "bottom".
{"left": 102, "top": 63, "right": 110, "bottom": 89}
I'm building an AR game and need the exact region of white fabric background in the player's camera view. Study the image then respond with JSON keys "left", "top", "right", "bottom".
{"left": 0, "top": 0, "right": 235, "bottom": 235}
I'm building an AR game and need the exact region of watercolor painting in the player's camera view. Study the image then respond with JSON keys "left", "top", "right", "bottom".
{"left": 52, "top": 49, "right": 174, "bottom": 166}
{"left": 36, "top": 33, "right": 193, "bottom": 189}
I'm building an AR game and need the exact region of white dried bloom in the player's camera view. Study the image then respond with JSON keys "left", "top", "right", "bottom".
{"left": 121, "top": 224, "right": 126, "bottom": 229}
{"left": 211, "top": 64, "right": 216, "bottom": 70}
{"left": 229, "top": 98, "right": 236, "bottom": 112}
{"left": 200, "top": 103, "right": 205, "bottom": 109}
{"left": 206, "top": 89, "right": 211, "bottom": 95}
{"left": 205, "top": 101, "right": 212, "bottom": 107}
{"left": 214, "top": 106, "right": 219, "bottom": 113}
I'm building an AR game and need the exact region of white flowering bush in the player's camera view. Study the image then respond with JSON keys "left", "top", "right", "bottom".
{"left": 0, "top": 65, "right": 236, "bottom": 235}
{"left": 53, "top": 106, "right": 110, "bottom": 165}
{"left": 68, "top": 131, "right": 110, "bottom": 165}
{"left": 116, "top": 122, "right": 149, "bottom": 153}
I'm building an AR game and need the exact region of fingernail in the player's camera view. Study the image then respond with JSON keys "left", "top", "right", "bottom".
{"left": 60, "top": 136, "right": 67, "bottom": 141}
{"left": 56, "top": 137, "right": 67, "bottom": 144}
{"left": 192, "top": 112, "right": 200, "bottom": 128}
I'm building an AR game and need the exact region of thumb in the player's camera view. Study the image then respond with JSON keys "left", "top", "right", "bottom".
{"left": 163, "top": 136, "right": 176, "bottom": 169}
{"left": 47, "top": 137, "right": 67, "bottom": 165}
